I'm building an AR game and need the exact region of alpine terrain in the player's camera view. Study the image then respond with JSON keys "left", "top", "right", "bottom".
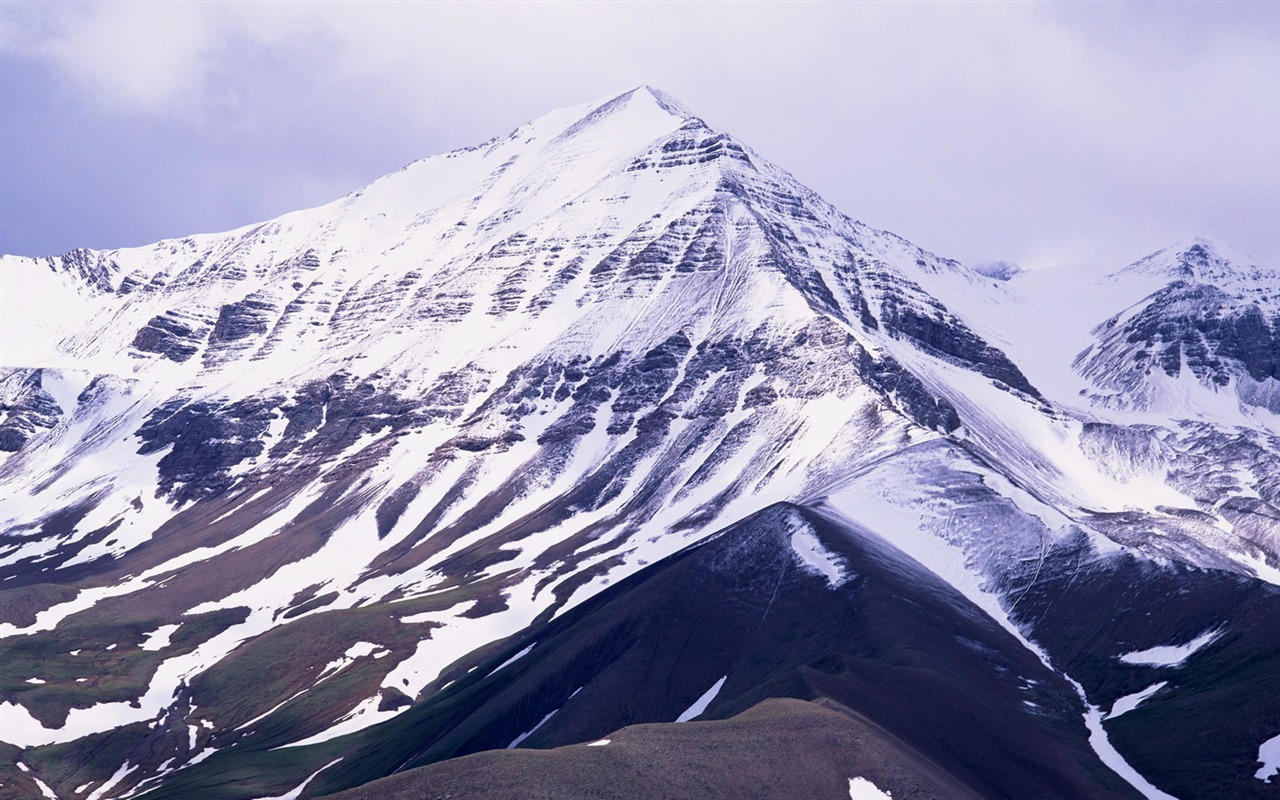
{"left": 2, "top": 87, "right": 1278, "bottom": 800}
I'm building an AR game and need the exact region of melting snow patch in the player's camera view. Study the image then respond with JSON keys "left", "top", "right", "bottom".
{"left": 186, "top": 747, "right": 218, "bottom": 767}
{"left": 1256, "top": 733, "right": 1280, "bottom": 783}
{"left": 276, "top": 694, "right": 396, "bottom": 749}
{"left": 676, "top": 676, "right": 726, "bottom": 722}
{"left": 25, "top": 677, "right": 46, "bottom": 684}
{"left": 789, "top": 523, "right": 850, "bottom": 588}
{"left": 1081, "top": 701, "right": 1178, "bottom": 799}
{"left": 491, "top": 643, "right": 535, "bottom": 674}
{"left": 1107, "top": 682, "right": 1167, "bottom": 720}
{"left": 140, "top": 623, "right": 181, "bottom": 651}
{"left": 255, "top": 757, "right": 344, "bottom": 800}
{"left": 848, "top": 776, "right": 892, "bottom": 799}
{"left": 400, "top": 601, "right": 476, "bottom": 624}
{"left": 508, "top": 709, "right": 558, "bottom": 749}
{"left": 85, "top": 762, "right": 138, "bottom": 800}
{"left": 1119, "top": 628, "right": 1222, "bottom": 667}
{"left": 586, "top": 739, "right": 611, "bottom": 746}
{"left": 16, "top": 763, "right": 58, "bottom": 800}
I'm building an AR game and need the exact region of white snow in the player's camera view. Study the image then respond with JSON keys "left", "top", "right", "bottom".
{"left": 788, "top": 519, "right": 850, "bottom": 588}
{"left": 820, "top": 474, "right": 1038, "bottom": 651}
{"left": 1255, "top": 732, "right": 1280, "bottom": 783}
{"left": 490, "top": 643, "right": 535, "bottom": 674}
{"left": 1054, "top": 673, "right": 1182, "bottom": 800}
{"left": 85, "top": 762, "right": 137, "bottom": 800}
{"left": 586, "top": 738, "right": 611, "bottom": 746}
{"left": 15, "top": 762, "right": 60, "bottom": 800}
{"left": 847, "top": 777, "right": 893, "bottom": 799}
{"left": 139, "top": 624, "right": 181, "bottom": 651}
{"left": 185, "top": 746, "right": 218, "bottom": 768}
{"left": 1081, "top": 701, "right": 1179, "bottom": 800}
{"left": 25, "top": 677, "right": 46, "bottom": 684}
{"left": 274, "top": 695, "right": 392, "bottom": 749}
{"left": 675, "top": 676, "right": 726, "bottom": 722}
{"left": 254, "top": 757, "right": 343, "bottom": 800}
{"left": 1107, "top": 682, "right": 1167, "bottom": 720}
{"left": 507, "top": 709, "right": 559, "bottom": 749}
{"left": 1119, "top": 629, "right": 1222, "bottom": 667}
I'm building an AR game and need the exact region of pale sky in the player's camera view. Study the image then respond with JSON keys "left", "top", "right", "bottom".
{"left": 3, "top": 1, "right": 1278, "bottom": 270}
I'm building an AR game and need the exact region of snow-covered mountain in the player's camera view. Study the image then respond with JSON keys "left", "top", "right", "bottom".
{"left": 1, "top": 87, "right": 1277, "bottom": 800}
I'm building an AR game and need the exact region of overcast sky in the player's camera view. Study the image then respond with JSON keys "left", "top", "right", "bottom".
{"left": 3, "top": 1, "right": 1278, "bottom": 270}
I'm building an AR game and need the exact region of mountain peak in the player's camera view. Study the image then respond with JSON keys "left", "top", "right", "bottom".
{"left": 5, "top": 88, "right": 1280, "bottom": 800}
{"left": 1117, "top": 236, "right": 1274, "bottom": 286}
{"left": 627, "top": 85, "right": 698, "bottom": 119}
{"left": 534, "top": 85, "right": 700, "bottom": 146}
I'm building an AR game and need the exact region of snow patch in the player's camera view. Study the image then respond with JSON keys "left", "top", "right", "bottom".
{"left": 139, "top": 623, "right": 181, "bottom": 651}
{"left": 1119, "top": 629, "right": 1222, "bottom": 667}
{"left": 16, "top": 762, "right": 59, "bottom": 800}
{"left": 1067, "top": 675, "right": 1179, "bottom": 800}
{"left": 275, "top": 695, "right": 391, "bottom": 749}
{"left": 507, "top": 709, "right": 558, "bottom": 749}
{"left": 1107, "top": 682, "right": 1167, "bottom": 720}
{"left": 1256, "top": 732, "right": 1280, "bottom": 783}
{"left": 676, "top": 675, "right": 726, "bottom": 722}
{"left": 254, "top": 757, "right": 343, "bottom": 800}
{"left": 789, "top": 522, "right": 850, "bottom": 588}
{"left": 491, "top": 643, "right": 535, "bottom": 674}
{"left": 848, "top": 776, "right": 893, "bottom": 799}
{"left": 85, "top": 762, "right": 137, "bottom": 800}
{"left": 586, "top": 738, "right": 611, "bottom": 746}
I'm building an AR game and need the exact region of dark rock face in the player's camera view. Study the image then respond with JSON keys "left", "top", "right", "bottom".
{"left": 1078, "top": 279, "right": 1280, "bottom": 410}
{"left": 973, "top": 261, "right": 1024, "bottom": 281}
{"left": 209, "top": 298, "right": 277, "bottom": 345}
{"left": 131, "top": 312, "right": 207, "bottom": 362}
{"left": 51, "top": 248, "right": 117, "bottom": 293}
{"left": 608, "top": 333, "right": 692, "bottom": 433}
{"left": 1015, "top": 545, "right": 1280, "bottom": 800}
{"left": 199, "top": 294, "right": 281, "bottom": 366}
{"left": 1118, "top": 284, "right": 1278, "bottom": 383}
{"left": 0, "top": 369, "right": 64, "bottom": 452}
{"left": 136, "top": 398, "right": 280, "bottom": 503}
{"left": 1222, "top": 305, "right": 1280, "bottom": 382}
{"left": 859, "top": 351, "right": 962, "bottom": 433}
{"left": 133, "top": 371, "right": 433, "bottom": 503}
{"left": 880, "top": 296, "right": 1042, "bottom": 398}
{"left": 627, "top": 120, "right": 752, "bottom": 172}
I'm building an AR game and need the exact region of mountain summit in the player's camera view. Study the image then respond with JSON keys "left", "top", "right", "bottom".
{"left": 2, "top": 89, "right": 1278, "bottom": 800}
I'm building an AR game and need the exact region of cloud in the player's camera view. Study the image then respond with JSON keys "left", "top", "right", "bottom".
{"left": 3, "top": 3, "right": 220, "bottom": 114}
{"left": 2, "top": 2, "right": 1277, "bottom": 267}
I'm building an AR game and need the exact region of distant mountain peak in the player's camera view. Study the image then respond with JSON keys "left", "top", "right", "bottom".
{"left": 971, "top": 260, "right": 1024, "bottom": 281}
{"left": 1119, "top": 236, "right": 1273, "bottom": 285}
